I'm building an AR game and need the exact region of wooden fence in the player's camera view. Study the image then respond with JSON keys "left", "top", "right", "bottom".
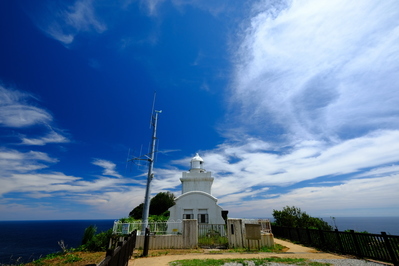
{"left": 228, "top": 219, "right": 274, "bottom": 249}
{"left": 97, "top": 230, "right": 137, "bottom": 266}
{"left": 135, "top": 219, "right": 198, "bottom": 249}
{"left": 272, "top": 225, "right": 399, "bottom": 266}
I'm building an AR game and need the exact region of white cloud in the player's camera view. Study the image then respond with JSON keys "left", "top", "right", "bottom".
{"left": 153, "top": 130, "right": 399, "bottom": 216}
{"left": 171, "top": 0, "right": 229, "bottom": 16}
{"left": 92, "top": 159, "right": 123, "bottom": 178}
{"left": 221, "top": 175, "right": 399, "bottom": 218}
{"left": 33, "top": 0, "right": 106, "bottom": 45}
{"left": 231, "top": 0, "right": 399, "bottom": 142}
{"left": 21, "top": 130, "right": 70, "bottom": 145}
{"left": 0, "top": 148, "right": 58, "bottom": 176}
{"left": 140, "top": 0, "right": 166, "bottom": 16}
{"left": 0, "top": 84, "right": 70, "bottom": 145}
{"left": 0, "top": 85, "right": 52, "bottom": 127}
{"left": 208, "top": 130, "right": 399, "bottom": 194}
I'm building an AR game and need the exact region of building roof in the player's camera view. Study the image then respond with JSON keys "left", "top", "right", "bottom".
{"left": 191, "top": 153, "right": 203, "bottom": 162}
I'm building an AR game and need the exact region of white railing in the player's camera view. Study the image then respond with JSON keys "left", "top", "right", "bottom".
{"left": 242, "top": 219, "right": 272, "bottom": 234}
{"left": 112, "top": 220, "right": 182, "bottom": 235}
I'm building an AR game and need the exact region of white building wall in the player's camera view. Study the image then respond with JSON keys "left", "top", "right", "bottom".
{"left": 181, "top": 171, "right": 213, "bottom": 194}
{"left": 168, "top": 191, "right": 225, "bottom": 225}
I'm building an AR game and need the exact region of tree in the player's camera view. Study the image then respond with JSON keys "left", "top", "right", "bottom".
{"left": 129, "top": 192, "right": 176, "bottom": 219}
{"left": 149, "top": 191, "right": 176, "bottom": 216}
{"left": 129, "top": 203, "right": 144, "bottom": 220}
{"left": 272, "top": 206, "right": 332, "bottom": 231}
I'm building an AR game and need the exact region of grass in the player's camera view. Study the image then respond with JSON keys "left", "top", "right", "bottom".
{"left": 132, "top": 249, "right": 204, "bottom": 258}
{"left": 169, "top": 258, "right": 332, "bottom": 266}
{"left": 22, "top": 251, "right": 105, "bottom": 266}
{"left": 16, "top": 243, "right": 286, "bottom": 265}
{"left": 198, "top": 235, "right": 229, "bottom": 247}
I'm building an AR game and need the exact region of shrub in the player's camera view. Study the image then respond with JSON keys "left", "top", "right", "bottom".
{"left": 80, "top": 226, "right": 113, "bottom": 251}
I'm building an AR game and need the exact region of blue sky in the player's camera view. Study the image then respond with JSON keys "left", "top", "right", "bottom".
{"left": 1, "top": 0, "right": 398, "bottom": 220}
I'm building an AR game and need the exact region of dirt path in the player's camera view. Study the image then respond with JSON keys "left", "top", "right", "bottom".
{"left": 129, "top": 238, "right": 347, "bottom": 266}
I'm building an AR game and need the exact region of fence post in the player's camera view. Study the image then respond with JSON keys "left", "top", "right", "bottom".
{"left": 318, "top": 229, "right": 325, "bottom": 249}
{"left": 296, "top": 227, "right": 301, "bottom": 242}
{"left": 335, "top": 229, "right": 344, "bottom": 254}
{"left": 142, "top": 228, "right": 150, "bottom": 257}
{"left": 183, "top": 219, "right": 198, "bottom": 248}
{"left": 350, "top": 230, "right": 362, "bottom": 258}
{"left": 381, "top": 232, "right": 399, "bottom": 266}
{"left": 306, "top": 228, "right": 311, "bottom": 245}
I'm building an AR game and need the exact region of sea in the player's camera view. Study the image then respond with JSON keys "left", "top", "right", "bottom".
{"left": 0, "top": 217, "right": 398, "bottom": 265}
{"left": 0, "top": 219, "right": 115, "bottom": 265}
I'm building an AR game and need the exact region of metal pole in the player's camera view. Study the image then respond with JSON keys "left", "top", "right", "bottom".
{"left": 141, "top": 110, "right": 161, "bottom": 233}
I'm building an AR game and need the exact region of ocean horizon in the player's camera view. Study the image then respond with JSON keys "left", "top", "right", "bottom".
{"left": 0, "top": 219, "right": 115, "bottom": 265}
{"left": 0, "top": 217, "right": 398, "bottom": 265}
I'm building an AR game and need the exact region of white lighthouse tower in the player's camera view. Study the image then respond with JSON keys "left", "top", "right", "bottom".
{"left": 181, "top": 153, "right": 214, "bottom": 194}
{"left": 167, "top": 153, "right": 226, "bottom": 227}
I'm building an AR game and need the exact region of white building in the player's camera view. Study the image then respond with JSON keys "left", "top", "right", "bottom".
{"left": 168, "top": 153, "right": 226, "bottom": 225}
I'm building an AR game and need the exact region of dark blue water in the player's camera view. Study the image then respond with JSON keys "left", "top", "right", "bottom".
{"left": 0, "top": 220, "right": 114, "bottom": 265}
{"left": 325, "top": 217, "right": 399, "bottom": 235}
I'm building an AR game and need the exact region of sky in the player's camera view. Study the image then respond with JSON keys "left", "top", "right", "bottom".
{"left": 1, "top": 0, "right": 399, "bottom": 220}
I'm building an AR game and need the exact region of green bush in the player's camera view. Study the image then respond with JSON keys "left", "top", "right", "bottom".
{"left": 80, "top": 225, "right": 113, "bottom": 251}
{"left": 273, "top": 206, "right": 332, "bottom": 231}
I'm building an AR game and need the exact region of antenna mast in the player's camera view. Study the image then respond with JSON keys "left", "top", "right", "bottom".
{"left": 141, "top": 107, "right": 162, "bottom": 232}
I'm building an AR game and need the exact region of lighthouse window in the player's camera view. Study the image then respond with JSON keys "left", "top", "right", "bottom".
{"left": 197, "top": 209, "right": 208, "bottom": 223}
{"left": 183, "top": 209, "right": 193, "bottom": 219}
{"left": 198, "top": 214, "right": 209, "bottom": 224}
{"left": 183, "top": 214, "right": 193, "bottom": 219}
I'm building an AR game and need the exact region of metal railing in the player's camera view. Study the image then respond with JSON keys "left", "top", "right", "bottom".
{"left": 198, "top": 224, "right": 227, "bottom": 237}
{"left": 112, "top": 220, "right": 182, "bottom": 235}
{"left": 272, "top": 225, "right": 399, "bottom": 266}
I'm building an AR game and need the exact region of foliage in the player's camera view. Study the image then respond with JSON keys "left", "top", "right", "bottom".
{"left": 169, "top": 258, "right": 331, "bottom": 266}
{"left": 81, "top": 225, "right": 97, "bottom": 245}
{"left": 149, "top": 191, "right": 176, "bottom": 215}
{"left": 129, "top": 191, "right": 176, "bottom": 219}
{"left": 129, "top": 203, "right": 144, "bottom": 220}
{"left": 198, "top": 235, "right": 228, "bottom": 247}
{"left": 272, "top": 206, "right": 332, "bottom": 231}
{"left": 26, "top": 251, "right": 105, "bottom": 266}
{"left": 119, "top": 213, "right": 169, "bottom": 224}
{"left": 62, "top": 254, "right": 82, "bottom": 263}
{"left": 344, "top": 229, "right": 370, "bottom": 234}
{"left": 119, "top": 216, "right": 137, "bottom": 223}
{"left": 80, "top": 225, "right": 113, "bottom": 251}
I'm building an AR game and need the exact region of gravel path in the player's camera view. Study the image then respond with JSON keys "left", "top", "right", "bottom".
{"left": 221, "top": 259, "right": 386, "bottom": 265}
{"left": 129, "top": 238, "right": 390, "bottom": 266}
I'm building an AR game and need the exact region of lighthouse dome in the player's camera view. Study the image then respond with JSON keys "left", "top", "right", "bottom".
{"left": 190, "top": 153, "right": 204, "bottom": 172}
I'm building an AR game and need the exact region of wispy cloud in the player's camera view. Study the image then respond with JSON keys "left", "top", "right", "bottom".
{"left": 230, "top": 0, "right": 399, "bottom": 142}
{"left": 0, "top": 84, "right": 69, "bottom": 145}
{"left": 221, "top": 174, "right": 399, "bottom": 218}
{"left": 157, "top": 129, "right": 399, "bottom": 217}
{"left": 92, "top": 159, "right": 123, "bottom": 178}
{"left": 141, "top": 0, "right": 166, "bottom": 16}
{"left": 134, "top": 0, "right": 235, "bottom": 17}
{"left": 0, "top": 85, "right": 52, "bottom": 128}
{"left": 32, "top": 0, "right": 106, "bottom": 45}
{"left": 20, "top": 130, "right": 70, "bottom": 146}
{"left": 0, "top": 148, "right": 58, "bottom": 177}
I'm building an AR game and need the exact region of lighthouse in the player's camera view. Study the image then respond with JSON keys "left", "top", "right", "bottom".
{"left": 180, "top": 153, "right": 214, "bottom": 194}
{"left": 167, "top": 153, "right": 226, "bottom": 226}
